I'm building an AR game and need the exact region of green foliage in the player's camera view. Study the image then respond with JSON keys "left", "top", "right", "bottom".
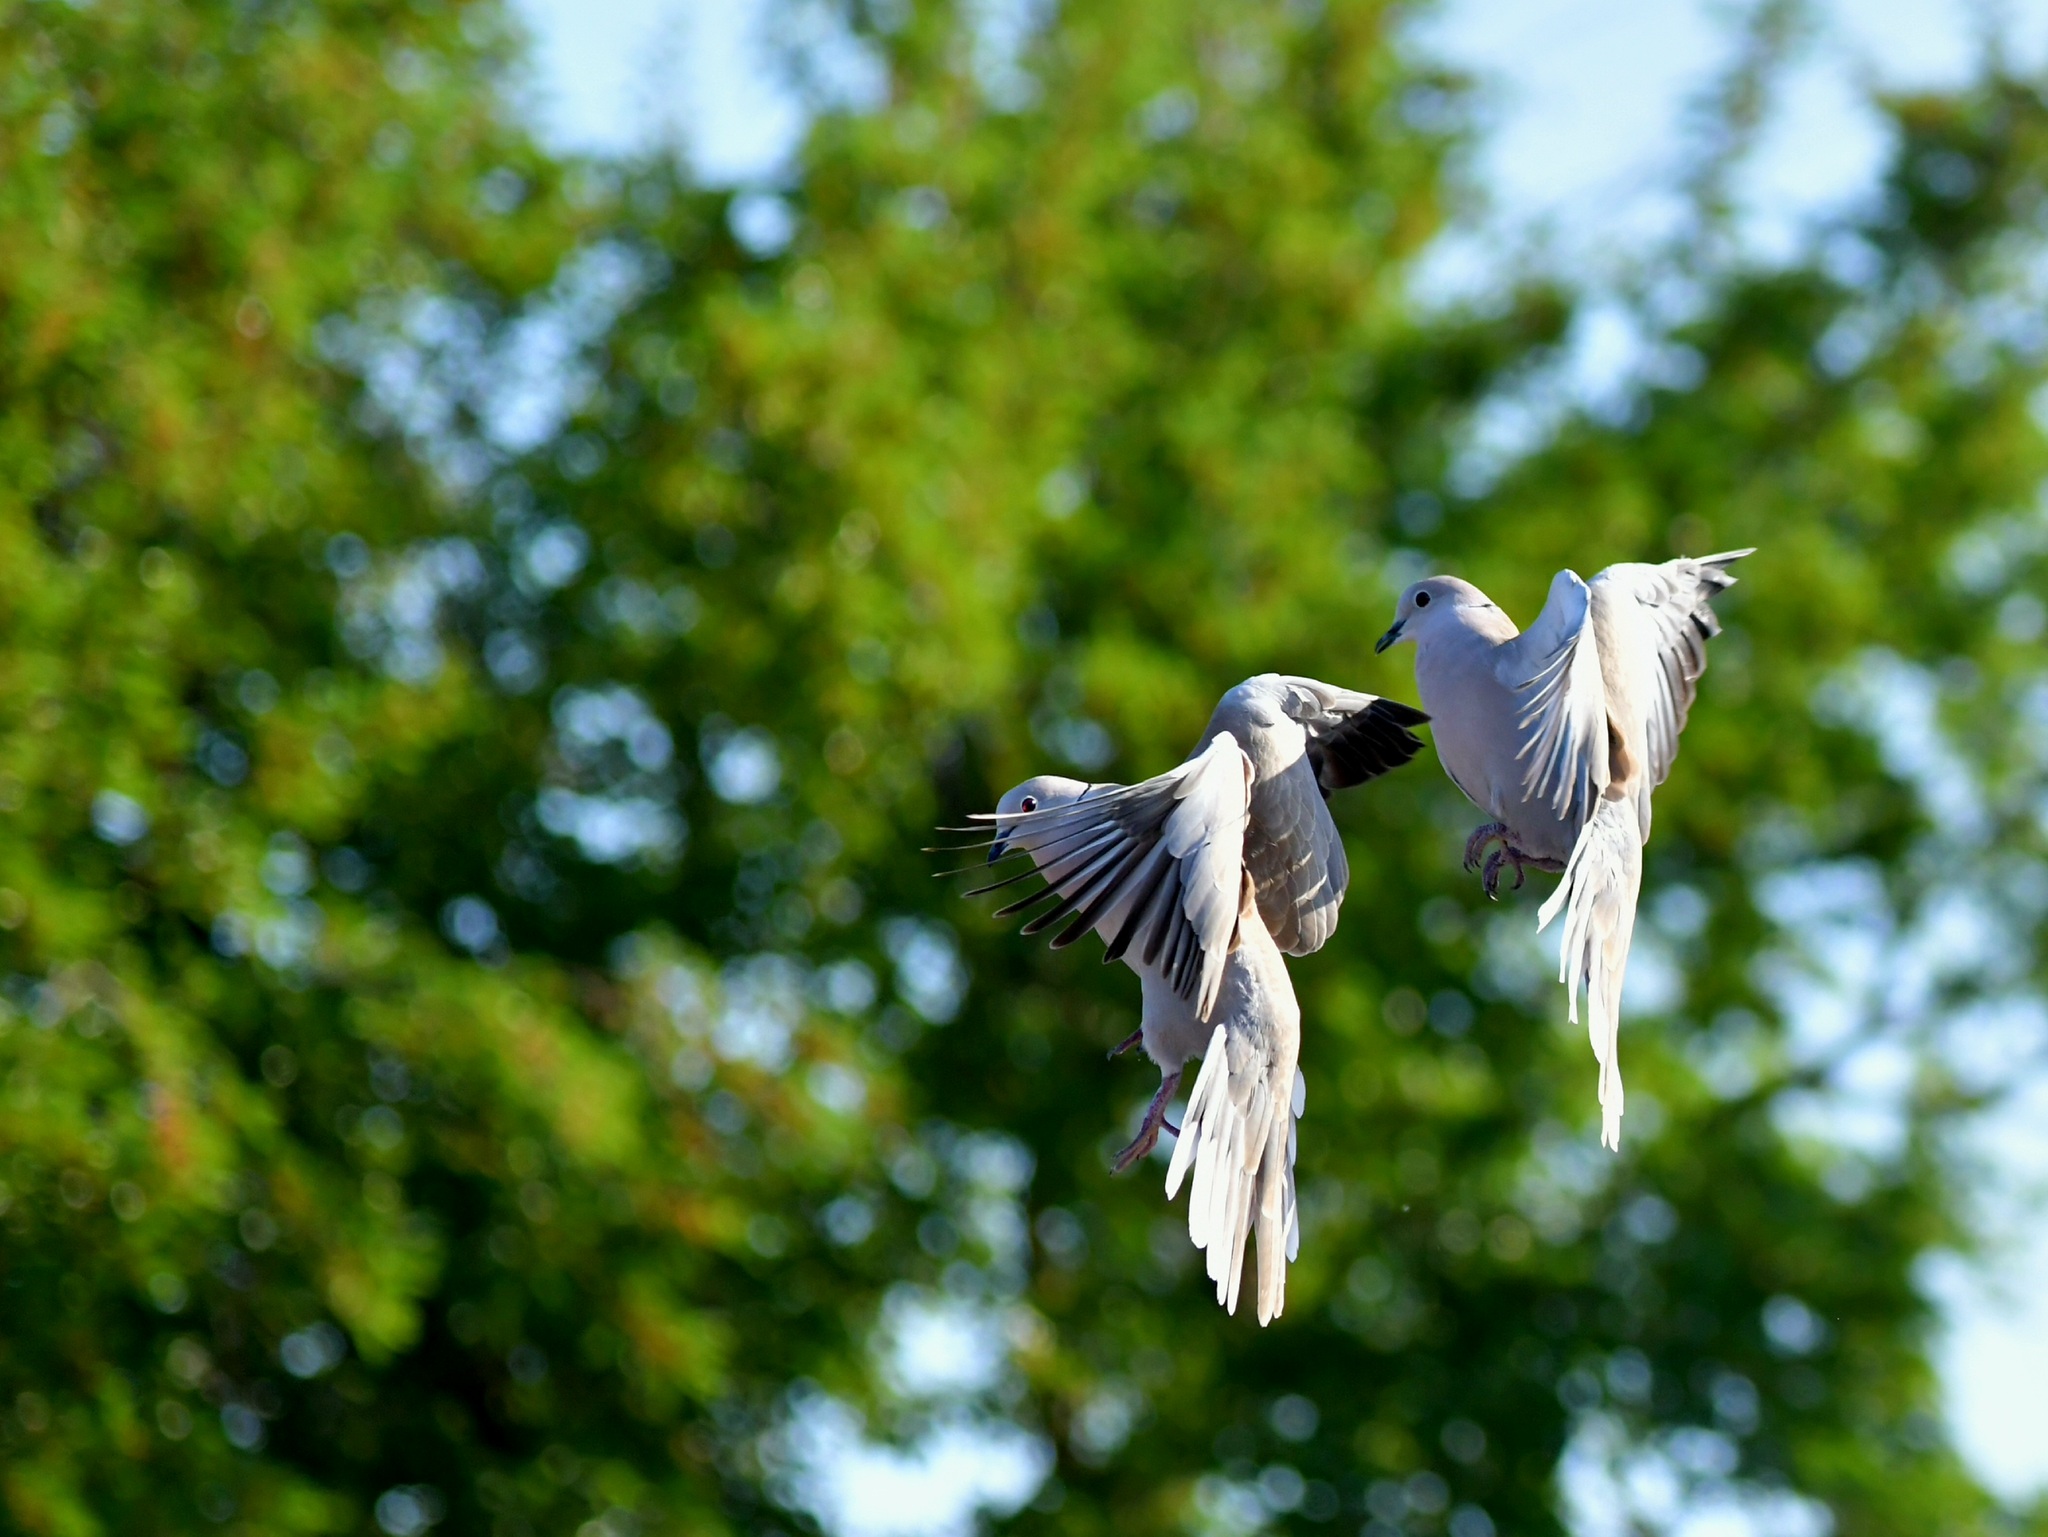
{"left": 0, "top": 1, "right": 2044, "bottom": 1535}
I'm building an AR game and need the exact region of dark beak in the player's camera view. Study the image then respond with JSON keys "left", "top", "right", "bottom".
{"left": 1374, "top": 619, "right": 1405, "bottom": 654}
{"left": 987, "top": 833, "right": 1009, "bottom": 865}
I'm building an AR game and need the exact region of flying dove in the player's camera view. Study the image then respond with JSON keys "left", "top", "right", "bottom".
{"left": 1375, "top": 552, "right": 1752, "bottom": 1150}
{"left": 953, "top": 676, "right": 1428, "bottom": 1322}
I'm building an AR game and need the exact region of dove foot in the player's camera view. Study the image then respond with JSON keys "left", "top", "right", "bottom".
{"left": 1481, "top": 843, "right": 1565, "bottom": 900}
{"left": 1463, "top": 822, "right": 1510, "bottom": 872}
{"left": 1107, "top": 1028, "right": 1144, "bottom": 1060}
{"left": 1111, "top": 1069, "right": 1182, "bottom": 1174}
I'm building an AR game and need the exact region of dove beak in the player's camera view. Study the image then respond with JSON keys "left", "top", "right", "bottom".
{"left": 987, "top": 832, "right": 1010, "bottom": 864}
{"left": 1374, "top": 619, "right": 1405, "bottom": 654}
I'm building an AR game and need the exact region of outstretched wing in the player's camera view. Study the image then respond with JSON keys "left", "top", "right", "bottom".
{"left": 974, "top": 733, "right": 1254, "bottom": 1019}
{"left": 1241, "top": 748, "right": 1346, "bottom": 957}
{"left": 1590, "top": 549, "right": 1752, "bottom": 827}
{"left": 1274, "top": 678, "right": 1432, "bottom": 795}
{"left": 1214, "top": 677, "right": 1429, "bottom": 957}
{"left": 1497, "top": 569, "right": 1610, "bottom": 836}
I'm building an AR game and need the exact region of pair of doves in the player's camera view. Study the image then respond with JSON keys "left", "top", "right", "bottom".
{"left": 954, "top": 550, "right": 1751, "bottom": 1323}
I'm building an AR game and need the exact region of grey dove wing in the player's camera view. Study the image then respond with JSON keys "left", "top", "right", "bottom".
{"left": 1587, "top": 550, "right": 1752, "bottom": 835}
{"left": 1244, "top": 752, "right": 1346, "bottom": 956}
{"left": 1201, "top": 679, "right": 1336, "bottom": 956}
{"left": 976, "top": 731, "right": 1254, "bottom": 1019}
{"left": 1496, "top": 568, "right": 1611, "bottom": 837}
{"left": 1528, "top": 553, "right": 1748, "bottom": 1150}
{"left": 1269, "top": 676, "right": 1432, "bottom": 794}
{"left": 1512, "top": 574, "right": 1642, "bottom": 1151}
{"left": 1212, "top": 675, "right": 1428, "bottom": 956}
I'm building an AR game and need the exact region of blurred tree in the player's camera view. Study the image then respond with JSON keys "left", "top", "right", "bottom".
{"left": 0, "top": 2, "right": 909, "bottom": 1532}
{"left": 1, "top": 0, "right": 2046, "bottom": 1535}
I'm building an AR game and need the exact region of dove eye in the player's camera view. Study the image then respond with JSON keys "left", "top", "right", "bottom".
{"left": 1414, "top": 591, "right": 1432, "bottom": 608}
{"left": 1020, "top": 795, "right": 1037, "bottom": 812}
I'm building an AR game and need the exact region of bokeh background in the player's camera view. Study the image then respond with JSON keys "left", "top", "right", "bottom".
{"left": 3, "top": 0, "right": 2047, "bottom": 1533}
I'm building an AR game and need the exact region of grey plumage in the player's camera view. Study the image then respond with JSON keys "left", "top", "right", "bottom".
{"left": 1164, "top": 888, "right": 1304, "bottom": 1324}
{"left": 1196, "top": 677, "right": 1429, "bottom": 955}
{"left": 1376, "top": 552, "right": 1751, "bottom": 1149}
{"left": 967, "top": 675, "right": 1426, "bottom": 1321}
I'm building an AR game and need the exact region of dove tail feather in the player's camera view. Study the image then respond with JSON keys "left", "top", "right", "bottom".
{"left": 1164, "top": 1021, "right": 1304, "bottom": 1325}
{"left": 1537, "top": 794, "right": 1643, "bottom": 1151}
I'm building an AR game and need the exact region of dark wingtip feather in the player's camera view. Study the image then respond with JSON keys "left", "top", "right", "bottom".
{"left": 1050, "top": 910, "right": 1094, "bottom": 949}
{"left": 994, "top": 886, "right": 1060, "bottom": 920}
{"left": 926, "top": 839, "right": 1015, "bottom": 856}
{"left": 1313, "top": 697, "right": 1432, "bottom": 791}
{"left": 1019, "top": 857, "right": 1117, "bottom": 938}
{"left": 1371, "top": 698, "right": 1431, "bottom": 727}
{"left": 962, "top": 866, "right": 1041, "bottom": 898}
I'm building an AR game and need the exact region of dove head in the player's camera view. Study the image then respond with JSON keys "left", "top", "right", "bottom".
{"left": 1375, "top": 575, "right": 1495, "bottom": 653}
{"left": 989, "top": 774, "right": 1093, "bottom": 863}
